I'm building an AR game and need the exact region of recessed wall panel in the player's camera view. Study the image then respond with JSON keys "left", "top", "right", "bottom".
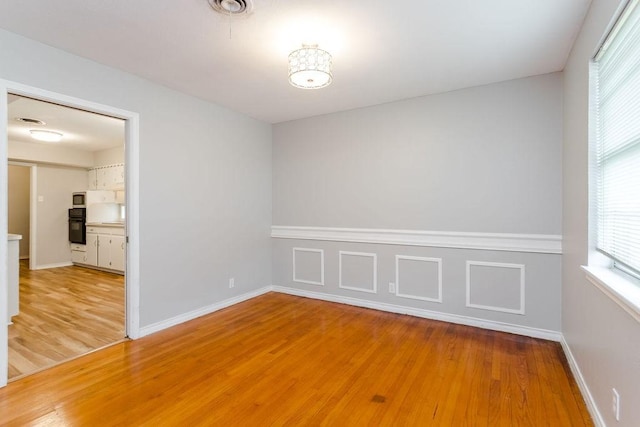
{"left": 395, "top": 255, "right": 442, "bottom": 302}
{"left": 293, "top": 248, "right": 324, "bottom": 286}
{"left": 466, "top": 261, "right": 525, "bottom": 314}
{"left": 339, "top": 251, "right": 377, "bottom": 293}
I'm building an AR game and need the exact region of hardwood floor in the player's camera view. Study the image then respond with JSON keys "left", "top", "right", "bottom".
{"left": 1, "top": 292, "right": 591, "bottom": 425}
{"left": 8, "top": 260, "right": 125, "bottom": 380}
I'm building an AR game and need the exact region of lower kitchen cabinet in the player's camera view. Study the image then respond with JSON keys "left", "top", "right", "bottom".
{"left": 98, "top": 234, "right": 125, "bottom": 271}
{"left": 82, "top": 226, "right": 125, "bottom": 273}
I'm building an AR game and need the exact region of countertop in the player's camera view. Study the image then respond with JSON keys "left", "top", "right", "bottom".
{"left": 8, "top": 234, "right": 23, "bottom": 241}
{"left": 86, "top": 222, "right": 125, "bottom": 228}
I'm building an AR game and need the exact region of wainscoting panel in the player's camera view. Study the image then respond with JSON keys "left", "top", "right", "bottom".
{"left": 466, "top": 261, "right": 525, "bottom": 315}
{"left": 292, "top": 247, "right": 324, "bottom": 286}
{"left": 272, "top": 235, "right": 561, "bottom": 333}
{"left": 339, "top": 251, "right": 377, "bottom": 294}
{"left": 395, "top": 255, "right": 442, "bottom": 302}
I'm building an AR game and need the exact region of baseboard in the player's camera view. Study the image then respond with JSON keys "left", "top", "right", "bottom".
{"left": 33, "top": 261, "right": 73, "bottom": 270}
{"left": 560, "top": 337, "right": 605, "bottom": 427}
{"left": 272, "top": 286, "right": 562, "bottom": 341}
{"left": 138, "top": 286, "right": 272, "bottom": 338}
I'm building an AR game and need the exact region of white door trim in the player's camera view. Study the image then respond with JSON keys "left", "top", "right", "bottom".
{"left": 0, "top": 79, "right": 141, "bottom": 387}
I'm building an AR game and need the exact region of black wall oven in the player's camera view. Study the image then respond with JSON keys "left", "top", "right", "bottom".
{"left": 68, "top": 208, "right": 86, "bottom": 244}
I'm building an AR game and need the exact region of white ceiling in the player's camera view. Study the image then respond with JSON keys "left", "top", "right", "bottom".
{"left": 0, "top": 0, "right": 591, "bottom": 124}
{"left": 8, "top": 95, "right": 125, "bottom": 152}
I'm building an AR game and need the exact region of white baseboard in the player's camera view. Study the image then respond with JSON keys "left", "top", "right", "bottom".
{"left": 560, "top": 337, "right": 604, "bottom": 427}
{"left": 272, "top": 285, "right": 562, "bottom": 341}
{"left": 133, "top": 283, "right": 598, "bottom": 427}
{"left": 33, "top": 261, "right": 73, "bottom": 270}
{"left": 138, "top": 286, "right": 272, "bottom": 338}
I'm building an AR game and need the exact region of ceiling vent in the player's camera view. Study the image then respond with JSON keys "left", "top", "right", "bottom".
{"left": 208, "top": 0, "right": 253, "bottom": 15}
{"left": 16, "top": 117, "right": 46, "bottom": 125}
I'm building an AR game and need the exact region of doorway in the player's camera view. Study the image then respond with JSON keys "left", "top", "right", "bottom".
{"left": 0, "top": 81, "right": 140, "bottom": 388}
{"left": 7, "top": 96, "right": 128, "bottom": 380}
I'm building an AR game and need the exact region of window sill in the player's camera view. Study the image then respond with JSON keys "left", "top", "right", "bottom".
{"left": 582, "top": 265, "right": 640, "bottom": 324}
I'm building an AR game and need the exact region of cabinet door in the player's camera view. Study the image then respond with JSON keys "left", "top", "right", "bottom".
{"left": 97, "top": 235, "right": 111, "bottom": 269}
{"left": 113, "top": 164, "right": 125, "bottom": 189}
{"left": 97, "top": 168, "right": 110, "bottom": 190}
{"left": 71, "top": 250, "right": 87, "bottom": 264}
{"left": 86, "top": 233, "right": 98, "bottom": 266}
{"left": 87, "top": 169, "right": 97, "bottom": 190}
{"left": 110, "top": 235, "right": 126, "bottom": 271}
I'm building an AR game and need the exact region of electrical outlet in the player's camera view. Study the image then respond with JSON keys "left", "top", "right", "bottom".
{"left": 612, "top": 388, "right": 620, "bottom": 421}
{"left": 389, "top": 282, "right": 396, "bottom": 293}
{"left": 229, "top": 278, "right": 235, "bottom": 289}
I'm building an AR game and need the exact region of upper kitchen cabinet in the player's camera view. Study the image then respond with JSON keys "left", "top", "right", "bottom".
{"left": 88, "top": 164, "right": 125, "bottom": 190}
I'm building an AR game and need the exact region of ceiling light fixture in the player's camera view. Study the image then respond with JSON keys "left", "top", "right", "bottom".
{"left": 288, "top": 44, "right": 333, "bottom": 90}
{"left": 30, "top": 129, "right": 63, "bottom": 142}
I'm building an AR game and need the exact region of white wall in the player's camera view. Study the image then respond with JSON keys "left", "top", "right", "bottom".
{"left": 34, "top": 165, "right": 86, "bottom": 268}
{"left": 273, "top": 73, "right": 563, "bottom": 334}
{"left": 563, "top": 0, "right": 640, "bottom": 425}
{"left": 0, "top": 28, "right": 272, "bottom": 327}
{"left": 9, "top": 139, "right": 93, "bottom": 167}
{"left": 94, "top": 146, "right": 124, "bottom": 167}
{"left": 274, "top": 73, "right": 562, "bottom": 234}
{"left": 7, "top": 164, "right": 29, "bottom": 258}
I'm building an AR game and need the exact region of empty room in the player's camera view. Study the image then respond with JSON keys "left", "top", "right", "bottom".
{"left": 0, "top": 0, "right": 639, "bottom": 426}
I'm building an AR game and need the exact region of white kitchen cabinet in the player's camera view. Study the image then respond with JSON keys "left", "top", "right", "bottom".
{"left": 88, "top": 164, "right": 125, "bottom": 191}
{"left": 106, "top": 235, "right": 125, "bottom": 271}
{"left": 98, "top": 234, "right": 125, "bottom": 271}
{"left": 86, "top": 233, "right": 98, "bottom": 266}
{"left": 8, "top": 234, "right": 21, "bottom": 324}
{"left": 71, "top": 243, "right": 88, "bottom": 264}
{"left": 87, "top": 169, "right": 98, "bottom": 190}
{"left": 81, "top": 226, "right": 124, "bottom": 273}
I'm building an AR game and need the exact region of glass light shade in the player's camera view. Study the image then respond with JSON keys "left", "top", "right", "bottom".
{"left": 288, "top": 45, "right": 333, "bottom": 89}
{"left": 30, "top": 129, "right": 63, "bottom": 142}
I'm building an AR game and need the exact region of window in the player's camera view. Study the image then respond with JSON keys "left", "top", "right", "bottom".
{"left": 592, "top": 0, "right": 640, "bottom": 279}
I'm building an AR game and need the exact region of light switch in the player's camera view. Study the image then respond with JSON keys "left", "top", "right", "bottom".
{"left": 37, "top": 196, "right": 44, "bottom": 202}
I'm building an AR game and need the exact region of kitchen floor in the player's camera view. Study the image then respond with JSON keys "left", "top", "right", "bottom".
{"left": 8, "top": 260, "right": 125, "bottom": 380}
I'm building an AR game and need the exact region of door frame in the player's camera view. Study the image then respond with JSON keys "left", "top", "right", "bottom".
{"left": 0, "top": 79, "right": 141, "bottom": 387}
{"left": 7, "top": 161, "right": 37, "bottom": 270}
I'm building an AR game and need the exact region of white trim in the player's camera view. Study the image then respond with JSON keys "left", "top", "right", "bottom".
{"left": 466, "top": 261, "right": 526, "bottom": 315}
{"left": 339, "top": 251, "right": 377, "bottom": 294}
{"left": 29, "top": 165, "right": 37, "bottom": 270}
{"left": 32, "top": 262, "right": 73, "bottom": 270}
{"left": 0, "top": 79, "right": 141, "bottom": 386}
{"left": 582, "top": 265, "right": 640, "bottom": 324}
{"left": 560, "top": 337, "right": 605, "bottom": 427}
{"left": 272, "top": 226, "right": 562, "bottom": 254}
{"left": 0, "top": 88, "right": 7, "bottom": 388}
{"left": 6, "top": 161, "right": 36, "bottom": 267}
{"left": 139, "top": 286, "right": 272, "bottom": 337}
{"left": 395, "top": 255, "right": 443, "bottom": 303}
{"left": 272, "top": 286, "right": 561, "bottom": 341}
{"left": 292, "top": 247, "right": 325, "bottom": 286}
{"left": 125, "top": 114, "right": 141, "bottom": 339}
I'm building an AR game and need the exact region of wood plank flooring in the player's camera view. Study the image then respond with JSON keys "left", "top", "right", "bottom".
{"left": 8, "top": 260, "right": 125, "bottom": 380}
{"left": 1, "top": 292, "right": 591, "bottom": 425}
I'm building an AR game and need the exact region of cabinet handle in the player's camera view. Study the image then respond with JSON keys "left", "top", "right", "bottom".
{"left": 121, "top": 242, "right": 125, "bottom": 250}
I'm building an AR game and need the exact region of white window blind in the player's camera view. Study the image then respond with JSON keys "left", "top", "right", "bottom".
{"left": 594, "top": 0, "right": 640, "bottom": 277}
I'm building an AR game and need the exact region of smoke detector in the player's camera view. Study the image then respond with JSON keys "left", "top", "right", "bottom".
{"left": 208, "top": 0, "right": 253, "bottom": 15}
